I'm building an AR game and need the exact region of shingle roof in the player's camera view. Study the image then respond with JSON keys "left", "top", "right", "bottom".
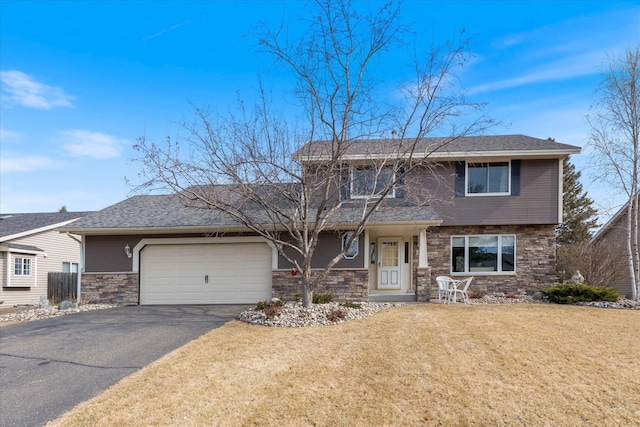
{"left": 62, "top": 194, "right": 441, "bottom": 233}
{"left": 295, "top": 134, "right": 580, "bottom": 159}
{"left": 0, "top": 212, "right": 91, "bottom": 240}
{"left": 62, "top": 134, "right": 577, "bottom": 233}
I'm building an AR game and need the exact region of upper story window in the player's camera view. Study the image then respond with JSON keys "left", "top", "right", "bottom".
{"left": 350, "top": 165, "right": 395, "bottom": 199}
{"left": 467, "top": 162, "right": 510, "bottom": 195}
{"left": 455, "top": 160, "right": 520, "bottom": 197}
{"left": 14, "top": 257, "right": 32, "bottom": 276}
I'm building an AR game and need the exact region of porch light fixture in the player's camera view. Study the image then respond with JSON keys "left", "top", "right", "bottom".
{"left": 124, "top": 244, "right": 132, "bottom": 258}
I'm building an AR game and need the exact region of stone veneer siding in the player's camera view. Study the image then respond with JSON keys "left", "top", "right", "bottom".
{"left": 81, "top": 272, "right": 138, "bottom": 305}
{"left": 412, "top": 236, "right": 432, "bottom": 302}
{"left": 272, "top": 269, "right": 368, "bottom": 302}
{"left": 427, "top": 225, "right": 557, "bottom": 296}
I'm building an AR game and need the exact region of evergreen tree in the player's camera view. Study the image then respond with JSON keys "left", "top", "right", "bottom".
{"left": 556, "top": 157, "right": 599, "bottom": 245}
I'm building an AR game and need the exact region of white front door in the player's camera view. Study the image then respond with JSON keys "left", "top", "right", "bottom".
{"left": 378, "top": 238, "right": 401, "bottom": 289}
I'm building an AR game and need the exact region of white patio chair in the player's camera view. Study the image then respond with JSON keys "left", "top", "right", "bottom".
{"left": 449, "top": 276, "right": 474, "bottom": 304}
{"left": 435, "top": 276, "right": 454, "bottom": 303}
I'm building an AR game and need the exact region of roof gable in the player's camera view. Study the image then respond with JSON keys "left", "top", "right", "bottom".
{"left": 0, "top": 212, "right": 91, "bottom": 241}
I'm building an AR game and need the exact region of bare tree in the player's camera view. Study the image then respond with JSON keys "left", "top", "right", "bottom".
{"left": 133, "top": 0, "right": 493, "bottom": 307}
{"left": 587, "top": 45, "right": 640, "bottom": 301}
{"left": 557, "top": 241, "right": 627, "bottom": 288}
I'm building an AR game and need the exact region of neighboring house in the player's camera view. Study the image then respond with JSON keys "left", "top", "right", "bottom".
{"left": 590, "top": 196, "right": 639, "bottom": 298}
{"left": 62, "top": 135, "right": 580, "bottom": 305}
{"left": 0, "top": 212, "right": 88, "bottom": 306}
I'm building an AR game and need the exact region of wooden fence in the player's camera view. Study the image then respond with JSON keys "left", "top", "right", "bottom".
{"left": 48, "top": 272, "right": 77, "bottom": 303}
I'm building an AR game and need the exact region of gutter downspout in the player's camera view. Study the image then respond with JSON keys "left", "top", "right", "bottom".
{"left": 66, "top": 232, "right": 83, "bottom": 305}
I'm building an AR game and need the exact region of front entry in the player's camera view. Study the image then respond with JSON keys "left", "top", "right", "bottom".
{"left": 378, "top": 238, "right": 401, "bottom": 289}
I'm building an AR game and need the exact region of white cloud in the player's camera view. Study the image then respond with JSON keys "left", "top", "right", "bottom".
{"left": 61, "top": 129, "right": 127, "bottom": 159}
{"left": 0, "top": 128, "right": 20, "bottom": 141}
{"left": 469, "top": 51, "right": 603, "bottom": 95}
{"left": 142, "top": 20, "right": 191, "bottom": 41}
{"left": 0, "top": 155, "right": 60, "bottom": 173}
{"left": 0, "top": 70, "right": 74, "bottom": 109}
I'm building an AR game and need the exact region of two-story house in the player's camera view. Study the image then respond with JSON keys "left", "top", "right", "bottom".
{"left": 62, "top": 135, "right": 580, "bottom": 305}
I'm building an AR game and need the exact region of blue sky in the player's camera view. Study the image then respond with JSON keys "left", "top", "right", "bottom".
{"left": 1, "top": 1, "right": 639, "bottom": 223}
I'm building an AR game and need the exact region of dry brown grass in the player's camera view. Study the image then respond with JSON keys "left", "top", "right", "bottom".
{"left": 48, "top": 304, "right": 640, "bottom": 427}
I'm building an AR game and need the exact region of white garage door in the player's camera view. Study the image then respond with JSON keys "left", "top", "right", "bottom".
{"left": 140, "top": 243, "right": 272, "bottom": 305}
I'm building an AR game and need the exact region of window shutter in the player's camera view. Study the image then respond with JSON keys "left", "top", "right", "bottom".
{"left": 455, "top": 161, "right": 465, "bottom": 197}
{"left": 340, "top": 165, "right": 350, "bottom": 200}
{"left": 511, "top": 160, "right": 521, "bottom": 195}
{"left": 395, "top": 165, "right": 405, "bottom": 198}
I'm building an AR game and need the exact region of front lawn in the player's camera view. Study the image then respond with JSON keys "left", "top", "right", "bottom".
{"left": 48, "top": 304, "right": 640, "bottom": 426}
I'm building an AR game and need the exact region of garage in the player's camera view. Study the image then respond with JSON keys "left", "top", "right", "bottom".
{"left": 140, "top": 243, "right": 272, "bottom": 304}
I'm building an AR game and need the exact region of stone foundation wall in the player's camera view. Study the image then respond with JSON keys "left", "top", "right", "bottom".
{"left": 427, "top": 225, "right": 557, "bottom": 296}
{"left": 81, "top": 272, "right": 139, "bottom": 304}
{"left": 272, "top": 269, "right": 369, "bottom": 302}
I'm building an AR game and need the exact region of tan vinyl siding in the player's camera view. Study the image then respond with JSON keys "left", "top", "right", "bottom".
{"left": 8, "top": 254, "right": 36, "bottom": 287}
{"left": 421, "top": 159, "right": 559, "bottom": 226}
{"left": 597, "top": 213, "right": 635, "bottom": 298}
{"left": 0, "top": 230, "right": 81, "bottom": 306}
{"left": 0, "top": 253, "right": 5, "bottom": 288}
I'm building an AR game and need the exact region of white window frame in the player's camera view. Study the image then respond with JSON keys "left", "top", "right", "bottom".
{"left": 465, "top": 161, "right": 511, "bottom": 196}
{"left": 62, "top": 262, "right": 79, "bottom": 273}
{"left": 342, "top": 232, "right": 359, "bottom": 259}
{"left": 350, "top": 165, "right": 395, "bottom": 199}
{"left": 14, "top": 257, "right": 32, "bottom": 276}
{"left": 450, "top": 234, "right": 516, "bottom": 275}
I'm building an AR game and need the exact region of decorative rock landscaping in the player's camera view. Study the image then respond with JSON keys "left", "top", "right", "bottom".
{"left": 576, "top": 299, "right": 640, "bottom": 310}
{"left": 238, "top": 301, "right": 400, "bottom": 327}
{"left": 469, "top": 294, "right": 536, "bottom": 304}
{"left": 2, "top": 296, "right": 637, "bottom": 326}
{"left": 0, "top": 303, "right": 118, "bottom": 323}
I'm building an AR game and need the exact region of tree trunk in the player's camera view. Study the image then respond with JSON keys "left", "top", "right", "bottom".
{"left": 300, "top": 268, "right": 313, "bottom": 307}
{"left": 627, "top": 197, "right": 638, "bottom": 301}
{"left": 631, "top": 195, "right": 639, "bottom": 301}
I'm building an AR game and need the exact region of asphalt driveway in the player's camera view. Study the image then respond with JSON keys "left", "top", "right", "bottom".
{"left": 0, "top": 305, "right": 249, "bottom": 427}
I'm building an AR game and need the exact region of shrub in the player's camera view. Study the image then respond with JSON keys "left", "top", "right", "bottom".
{"left": 541, "top": 283, "right": 620, "bottom": 304}
{"left": 327, "top": 307, "right": 345, "bottom": 322}
{"left": 341, "top": 301, "right": 362, "bottom": 309}
{"left": 264, "top": 305, "right": 281, "bottom": 319}
{"left": 255, "top": 299, "right": 284, "bottom": 310}
{"left": 467, "top": 289, "right": 486, "bottom": 299}
{"left": 556, "top": 241, "right": 627, "bottom": 287}
{"left": 313, "top": 292, "right": 334, "bottom": 304}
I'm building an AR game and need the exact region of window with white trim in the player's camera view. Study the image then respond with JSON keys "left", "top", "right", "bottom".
{"left": 467, "top": 162, "right": 510, "bottom": 195}
{"left": 14, "top": 257, "right": 32, "bottom": 276}
{"left": 351, "top": 166, "right": 395, "bottom": 198}
{"left": 342, "top": 232, "right": 359, "bottom": 259}
{"left": 451, "top": 235, "right": 515, "bottom": 273}
{"left": 62, "top": 262, "right": 79, "bottom": 273}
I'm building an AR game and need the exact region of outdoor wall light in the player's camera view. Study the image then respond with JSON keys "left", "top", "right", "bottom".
{"left": 124, "top": 244, "right": 132, "bottom": 258}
